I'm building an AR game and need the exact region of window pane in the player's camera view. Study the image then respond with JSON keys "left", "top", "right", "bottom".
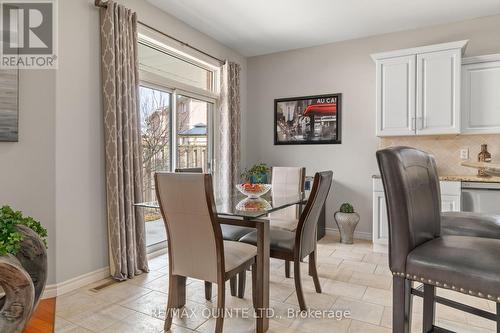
{"left": 140, "top": 86, "right": 170, "bottom": 247}
{"left": 139, "top": 43, "right": 212, "bottom": 91}
{"left": 176, "top": 95, "right": 210, "bottom": 172}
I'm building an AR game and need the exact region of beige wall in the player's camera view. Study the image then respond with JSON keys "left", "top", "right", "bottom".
{"left": 0, "top": 71, "right": 57, "bottom": 283}
{"left": 246, "top": 15, "right": 500, "bottom": 236}
{"left": 54, "top": 0, "right": 247, "bottom": 283}
{"left": 55, "top": 0, "right": 106, "bottom": 283}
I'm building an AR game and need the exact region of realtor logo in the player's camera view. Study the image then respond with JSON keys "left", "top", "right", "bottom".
{"left": 1, "top": 0, "right": 58, "bottom": 69}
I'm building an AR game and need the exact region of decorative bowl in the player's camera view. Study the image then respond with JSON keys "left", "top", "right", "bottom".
{"left": 236, "top": 183, "right": 272, "bottom": 198}
{"left": 236, "top": 198, "right": 272, "bottom": 212}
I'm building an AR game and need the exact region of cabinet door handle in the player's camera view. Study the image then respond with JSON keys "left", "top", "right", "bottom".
{"left": 410, "top": 117, "right": 416, "bottom": 131}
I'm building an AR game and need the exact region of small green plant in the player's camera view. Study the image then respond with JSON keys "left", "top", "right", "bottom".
{"left": 0, "top": 205, "right": 47, "bottom": 255}
{"left": 241, "top": 163, "right": 270, "bottom": 183}
{"left": 339, "top": 203, "right": 355, "bottom": 213}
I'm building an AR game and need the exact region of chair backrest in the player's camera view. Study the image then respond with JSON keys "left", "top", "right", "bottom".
{"left": 270, "top": 167, "right": 305, "bottom": 220}
{"left": 376, "top": 147, "right": 441, "bottom": 273}
{"left": 154, "top": 173, "right": 223, "bottom": 283}
{"left": 175, "top": 167, "right": 203, "bottom": 173}
{"left": 271, "top": 167, "right": 305, "bottom": 193}
{"left": 296, "top": 171, "right": 333, "bottom": 259}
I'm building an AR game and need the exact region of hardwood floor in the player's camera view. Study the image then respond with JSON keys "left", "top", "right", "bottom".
{"left": 23, "top": 298, "right": 56, "bottom": 333}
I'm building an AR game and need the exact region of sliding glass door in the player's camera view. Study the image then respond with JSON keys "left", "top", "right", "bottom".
{"left": 140, "top": 86, "right": 172, "bottom": 202}
{"left": 175, "top": 94, "right": 212, "bottom": 172}
{"left": 139, "top": 87, "right": 214, "bottom": 249}
{"left": 138, "top": 36, "right": 218, "bottom": 252}
{"left": 140, "top": 85, "right": 171, "bottom": 249}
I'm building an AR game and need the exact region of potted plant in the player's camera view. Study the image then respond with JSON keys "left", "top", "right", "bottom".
{"left": 241, "top": 163, "right": 270, "bottom": 184}
{"left": 334, "top": 203, "right": 360, "bottom": 244}
{"left": 0, "top": 205, "right": 48, "bottom": 331}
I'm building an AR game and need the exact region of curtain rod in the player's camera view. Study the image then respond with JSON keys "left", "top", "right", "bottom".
{"left": 94, "top": 0, "right": 225, "bottom": 65}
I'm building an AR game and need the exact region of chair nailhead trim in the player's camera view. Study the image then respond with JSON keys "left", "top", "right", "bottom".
{"left": 391, "top": 271, "right": 497, "bottom": 302}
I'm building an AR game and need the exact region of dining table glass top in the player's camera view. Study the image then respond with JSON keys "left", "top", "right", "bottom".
{"left": 134, "top": 189, "right": 310, "bottom": 219}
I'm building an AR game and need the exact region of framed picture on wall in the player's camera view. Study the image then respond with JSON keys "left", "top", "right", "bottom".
{"left": 0, "top": 68, "right": 19, "bottom": 142}
{"left": 274, "top": 93, "right": 342, "bottom": 145}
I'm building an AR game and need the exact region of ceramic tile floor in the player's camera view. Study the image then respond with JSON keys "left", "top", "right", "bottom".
{"left": 54, "top": 235, "right": 497, "bottom": 333}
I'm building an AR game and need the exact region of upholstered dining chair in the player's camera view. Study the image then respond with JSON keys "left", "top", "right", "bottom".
{"left": 377, "top": 147, "right": 500, "bottom": 333}
{"left": 155, "top": 173, "right": 258, "bottom": 333}
{"left": 266, "top": 167, "right": 306, "bottom": 232}
{"left": 441, "top": 211, "right": 500, "bottom": 239}
{"left": 239, "top": 171, "right": 333, "bottom": 311}
{"left": 266, "top": 167, "right": 306, "bottom": 279}
{"left": 173, "top": 167, "right": 253, "bottom": 300}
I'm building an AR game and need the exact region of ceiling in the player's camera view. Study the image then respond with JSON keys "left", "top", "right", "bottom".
{"left": 147, "top": 0, "right": 500, "bottom": 57}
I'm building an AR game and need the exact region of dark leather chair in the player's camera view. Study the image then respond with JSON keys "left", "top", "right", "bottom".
{"left": 377, "top": 147, "right": 500, "bottom": 333}
{"left": 442, "top": 211, "right": 500, "bottom": 239}
{"left": 239, "top": 171, "right": 333, "bottom": 311}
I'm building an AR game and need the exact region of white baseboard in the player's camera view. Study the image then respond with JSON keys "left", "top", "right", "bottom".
{"left": 42, "top": 267, "right": 110, "bottom": 299}
{"left": 325, "top": 227, "right": 372, "bottom": 241}
{"left": 42, "top": 284, "right": 57, "bottom": 299}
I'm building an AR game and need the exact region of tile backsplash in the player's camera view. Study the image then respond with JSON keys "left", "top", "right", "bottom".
{"left": 380, "top": 134, "right": 500, "bottom": 175}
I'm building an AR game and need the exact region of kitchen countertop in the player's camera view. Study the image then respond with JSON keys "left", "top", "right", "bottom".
{"left": 439, "top": 175, "right": 500, "bottom": 183}
{"left": 372, "top": 174, "right": 500, "bottom": 183}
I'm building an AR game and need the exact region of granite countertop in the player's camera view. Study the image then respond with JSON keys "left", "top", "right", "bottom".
{"left": 372, "top": 174, "right": 500, "bottom": 183}
{"left": 439, "top": 175, "right": 500, "bottom": 183}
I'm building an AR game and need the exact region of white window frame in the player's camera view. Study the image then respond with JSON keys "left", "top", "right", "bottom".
{"left": 138, "top": 31, "right": 218, "bottom": 173}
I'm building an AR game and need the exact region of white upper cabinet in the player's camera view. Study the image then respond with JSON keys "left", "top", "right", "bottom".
{"left": 416, "top": 49, "right": 461, "bottom": 135}
{"left": 375, "top": 55, "right": 416, "bottom": 136}
{"left": 461, "top": 55, "right": 500, "bottom": 134}
{"left": 372, "top": 40, "right": 468, "bottom": 137}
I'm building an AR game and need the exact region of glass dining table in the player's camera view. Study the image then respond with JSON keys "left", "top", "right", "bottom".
{"left": 135, "top": 190, "right": 309, "bottom": 219}
{"left": 134, "top": 190, "right": 310, "bottom": 333}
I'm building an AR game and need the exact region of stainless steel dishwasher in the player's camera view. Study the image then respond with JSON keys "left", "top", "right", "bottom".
{"left": 461, "top": 182, "right": 500, "bottom": 214}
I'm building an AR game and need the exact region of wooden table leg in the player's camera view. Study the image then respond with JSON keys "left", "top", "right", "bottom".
{"left": 255, "top": 220, "right": 270, "bottom": 333}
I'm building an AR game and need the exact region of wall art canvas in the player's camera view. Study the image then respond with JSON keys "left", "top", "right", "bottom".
{"left": 274, "top": 93, "right": 341, "bottom": 145}
{"left": 0, "top": 69, "right": 19, "bottom": 142}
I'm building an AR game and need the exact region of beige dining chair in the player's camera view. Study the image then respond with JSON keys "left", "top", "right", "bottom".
{"left": 155, "top": 172, "right": 258, "bottom": 333}
{"left": 267, "top": 167, "right": 305, "bottom": 231}
{"left": 267, "top": 167, "right": 305, "bottom": 278}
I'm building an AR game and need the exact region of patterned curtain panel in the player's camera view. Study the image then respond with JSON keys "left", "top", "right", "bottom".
{"left": 100, "top": 1, "right": 149, "bottom": 280}
{"left": 216, "top": 61, "right": 241, "bottom": 200}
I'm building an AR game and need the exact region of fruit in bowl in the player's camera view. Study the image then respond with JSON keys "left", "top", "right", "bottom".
{"left": 236, "top": 198, "right": 272, "bottom": 212}
{"left": 236, "top": 183, "right": 272, "bottom": 198}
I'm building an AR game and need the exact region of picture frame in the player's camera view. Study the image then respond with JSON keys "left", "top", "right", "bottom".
{"left": 274, "top": 93, "right": 342, "bottom": 145}
{"left": 0, "top": 68, "right": 19, "bottom": 142}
